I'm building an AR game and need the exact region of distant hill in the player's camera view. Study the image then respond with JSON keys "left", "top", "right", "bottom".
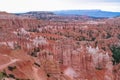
{"left": 15, "top": 11, "right": 55, "bottom": 20}
{"left": 15, "top": 10, "right": 120, "bottom": 21}
{"left": 53, "top": 10, "right": 120, "bottom": 18}
{"left": 16, "top": 11, "right": 105, "bottom": 21}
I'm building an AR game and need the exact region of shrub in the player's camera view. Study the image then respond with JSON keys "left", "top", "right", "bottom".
{"left": 8, "top": 66, "right": 16, "bottom": 71}
{"left": 110, "top": 46, "right": 120, "bottom": 65}
{"left": 0, "top": 72, "right": 7, "bottom": 79}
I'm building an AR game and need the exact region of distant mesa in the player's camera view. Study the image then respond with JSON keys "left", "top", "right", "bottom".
{"left": 53, "top": 10, "right": 120, "bottom": 18}
{"left": 14, "top": 10, "right": 120, "bottom": 21}
{"left": 0, "top": 10, "right": 120, "bottom": 21}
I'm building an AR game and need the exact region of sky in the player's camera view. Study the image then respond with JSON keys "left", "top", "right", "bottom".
{"left": 0, "top": 0, "right": 120, "bottom": 13}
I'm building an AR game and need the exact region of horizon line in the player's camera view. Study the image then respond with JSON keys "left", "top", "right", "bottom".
{"left": 1, "top": 9, "right": 120, "bottom": 13}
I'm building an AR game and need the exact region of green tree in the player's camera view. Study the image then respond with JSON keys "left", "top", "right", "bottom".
{"left": 110, "top": 46, "right": 120, "bottom": 65}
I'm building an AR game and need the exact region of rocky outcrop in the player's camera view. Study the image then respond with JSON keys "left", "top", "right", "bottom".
{"left": 0, "top": 12, "right": 120, "bottom": 80}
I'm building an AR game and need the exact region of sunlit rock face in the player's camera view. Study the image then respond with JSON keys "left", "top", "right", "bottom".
{"left": 0, "top": 12, "right": 120, "bottom": 80}
{"left": 53, "top": 39, "right": 113, "bottom": 80}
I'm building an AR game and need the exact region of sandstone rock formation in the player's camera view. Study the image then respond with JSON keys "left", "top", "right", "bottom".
{"left": 0, "top": 12, "right": 120, "bottom": 80}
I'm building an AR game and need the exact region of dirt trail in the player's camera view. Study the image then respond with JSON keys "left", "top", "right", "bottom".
{"left": 0, "top": 59, "right": 20, "bottom": 70}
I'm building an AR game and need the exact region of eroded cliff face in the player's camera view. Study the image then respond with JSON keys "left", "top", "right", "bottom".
{"left": 0, "top": 12, "right": 120, "bottom": 80}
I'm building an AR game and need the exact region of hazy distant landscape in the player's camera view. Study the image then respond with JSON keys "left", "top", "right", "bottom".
{"left": 17, "top": 9, "right": 120, "bottom": 18}
{"left": 54, "top": 10, "right": 120, "bottom": 17}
